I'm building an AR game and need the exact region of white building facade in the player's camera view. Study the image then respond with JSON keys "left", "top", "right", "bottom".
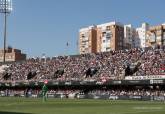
{"left": 124, "top": 24, "right": 138, "bottom": 49}
{"left": 136, "top": 23, "right": 150, "bottom": 48}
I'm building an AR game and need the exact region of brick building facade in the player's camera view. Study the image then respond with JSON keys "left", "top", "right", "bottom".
{"left": 0, "top": 47, "right": 26, "bottom": 62}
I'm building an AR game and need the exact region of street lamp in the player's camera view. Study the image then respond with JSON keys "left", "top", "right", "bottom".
{"left": 0, "top": 0, "right": 12, "bottom": 63}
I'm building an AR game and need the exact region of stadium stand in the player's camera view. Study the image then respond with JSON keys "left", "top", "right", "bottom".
{"left": 0, "top": 48, "right": 165, "bottom": 81}
{"left": 1, "top": 48, "right": 165, "bottom": 101}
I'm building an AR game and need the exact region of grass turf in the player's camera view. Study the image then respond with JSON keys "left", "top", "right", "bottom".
{"left": 0, "top": 97, "right": 165, "bottom": 114}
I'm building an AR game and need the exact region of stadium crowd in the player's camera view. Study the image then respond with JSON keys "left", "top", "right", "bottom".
{"left": 0, "top": 48, "right": 165, "bottom": 81}
{"left": 88, "top": 89, "right": 165, "bottom": 96}
{"left": 1, "top": 89, "right": 165, "bottom": 98}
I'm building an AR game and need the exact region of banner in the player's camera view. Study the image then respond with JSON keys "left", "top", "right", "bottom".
{"left": 1, "top": 79, "right": 165, "bottom": 87}
{"left": 125, "top": 75, "right": 165, "bottom": 80}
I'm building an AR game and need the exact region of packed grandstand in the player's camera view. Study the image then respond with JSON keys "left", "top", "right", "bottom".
{"left": 0, "top": 47, "right": 165, "bottom": 100}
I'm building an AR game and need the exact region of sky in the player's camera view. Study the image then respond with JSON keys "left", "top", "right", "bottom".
{"left": 0, "top": 0, "right": 165, "bottom": 57}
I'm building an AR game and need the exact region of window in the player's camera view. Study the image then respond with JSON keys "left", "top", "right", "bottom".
{"left": 106, "top": 33, "right": 112, "bottom": 38}
{"left": 106, "top": 26, "right": 110, "bottom": 30}
{"left": 81, "top": 34, "right": 85, "bottom": 37}
{"left": 150, "top": 33, "right": 156, "bottom": 42}
{"left": 102, "top": 32, "right": 106, "bottom": 37}
{"left": 106, "top": 31, "right": 112, "bottom": 40}
{"left": 106, "top": 47, "right": 111, "bottom": 51}
{"left": 157, "top": 30, "right": 162, "bottom": 34}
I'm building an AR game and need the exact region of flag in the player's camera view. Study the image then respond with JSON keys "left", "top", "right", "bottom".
{"left": 66, "top": 42, "right": 69, "bottom": 47}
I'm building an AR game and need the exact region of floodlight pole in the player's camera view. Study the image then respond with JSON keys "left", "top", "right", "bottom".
{"left": 0, "top": 0, "right": 12, "bottom": 63}
{"left": 3, "top": 4, "right": 7, "bottom": 63}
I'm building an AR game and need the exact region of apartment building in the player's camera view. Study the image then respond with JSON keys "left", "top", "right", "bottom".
{"left": 97, "top": 22, "right": 124, "bottom": 52}
{"left": 79, "top": 21, "right": 165, "bottom": 54}
{"left": 79, "top": 22, "right": 124, "bottom": 54}
{"left": 79, "top": 26, "right": 97, "bottom": 54}
{"left": 146, "top": 24, "right": 165, "bottom": 48}
{"left": 136, "top": 23, "right": 150, "bottom": 48}
{"left": 124, "top": 24, "right": 138, "bottom": 49}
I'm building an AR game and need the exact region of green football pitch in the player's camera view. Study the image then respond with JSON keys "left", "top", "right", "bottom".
{"left": 0, "top": 97, "right": 165, "bottom": 114}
